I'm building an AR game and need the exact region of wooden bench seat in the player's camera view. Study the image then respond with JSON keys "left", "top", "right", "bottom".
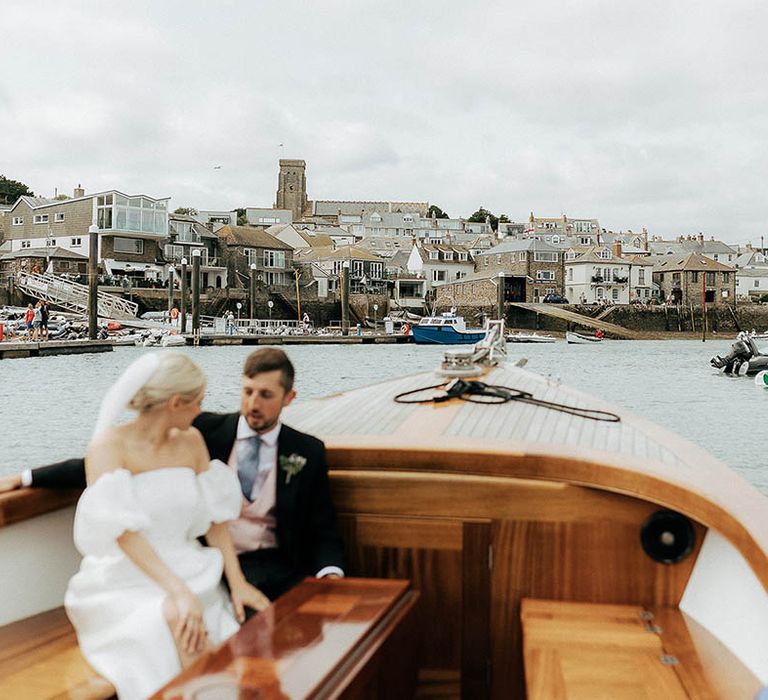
{"left": 0, "top": 606, "right": 115, "bottom": 700}
{"left": 521, "top": 598, "right": 762, "bottom": 699}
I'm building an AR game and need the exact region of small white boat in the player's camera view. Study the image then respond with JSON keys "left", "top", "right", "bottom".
{"left": 507, "top": 332, "right": 556, "bottom": 344}
{"left": 566, "top": 330, "right": 603, "bottom": 344}
{"left": 160, "top": 334, "right": 186, "bottom": 347}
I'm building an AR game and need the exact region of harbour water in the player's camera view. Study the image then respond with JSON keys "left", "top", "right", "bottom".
{"left": 1, "top": 338, "right": 766, "bottom": 495}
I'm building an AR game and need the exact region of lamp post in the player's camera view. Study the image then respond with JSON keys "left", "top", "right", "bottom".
{"left": 249, "top": 263, "right": 257, "bottom": 321}
{"left": 192, "top": 249, "right": 201, "bottom": 336}
{"left": 267, "top": 299, "right": 274, "bottom": 331}
{"left": 236, "top": 302, "right": 242, "bottom": 325}
{"left": 180, "top": 257, "right": 188, "bottom": 333}
{"left": 167, "top": 264, "right": 174, "bottom": 320}
{"left": 88, "top": 224, "right": 99, "bottom": 339}
{"left": 373, "top": 303, "right": 379, "bottom": 333}
{"left": 341, "top": 261, "right": 350, "bottom": 336}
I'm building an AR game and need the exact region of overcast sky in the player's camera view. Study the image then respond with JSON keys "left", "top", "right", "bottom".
{"left": 2, "top": 1, "right": 767, "bottom": 243}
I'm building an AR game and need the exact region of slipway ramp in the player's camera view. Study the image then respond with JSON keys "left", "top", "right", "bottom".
{"left": 508, "top": 303, "right": 639, "bottom": 339}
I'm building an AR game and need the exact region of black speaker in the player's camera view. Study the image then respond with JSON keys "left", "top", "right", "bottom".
{"left": 640, "top": 510, "right": 695, "bottom": 564}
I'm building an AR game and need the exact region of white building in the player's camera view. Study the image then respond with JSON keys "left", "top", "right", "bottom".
{"left": 564, "top": 246, "right": 631, "bottom": 304}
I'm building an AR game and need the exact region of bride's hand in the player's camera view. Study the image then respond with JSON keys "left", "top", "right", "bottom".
{"left": 229, "top": 579, "right": 270, "bottom": 622}
{"left": 169, "top": 588, "right": 208, "bottom": 654}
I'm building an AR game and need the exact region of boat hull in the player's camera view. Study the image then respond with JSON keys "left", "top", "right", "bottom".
{"left": 411, "top": 326, "right": 486, "bottom": 345}
{"left": 566, "top": 331, "right": 602, "bottom": 344}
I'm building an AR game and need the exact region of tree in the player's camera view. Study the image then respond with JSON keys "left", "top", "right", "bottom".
{"left": 173, "top": 206, "right": 198, "bottom": 216}
{"left": 0, "top": 175, "right": 34, "bottom": 205}
{"left": 467, "top": 206, "right": 506, "bottom": 232}
{"left": 235, "top": 208, "right": 247, "bottom": 226}
{"left": 427, "top": 204, "right": 449, "bottom": 219}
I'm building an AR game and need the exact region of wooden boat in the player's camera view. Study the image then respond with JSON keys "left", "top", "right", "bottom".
{"left": 412, "top": 312, "right": 487, "bottom": 345}
{"left": 506, "top": 331, "right": 556, "bottom": 343}
{"left": 566, "top": 330, "right": 603, "bottom": 344}
{"left": 1, "top": 323, "right": 767, "bottom": 698}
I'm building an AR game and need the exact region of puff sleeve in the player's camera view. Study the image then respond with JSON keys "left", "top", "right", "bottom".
{"left": 188, "top": 460, "right": 242, "bottom": 538}
{"left": 73, "top": 469, "right": 151, "bottom": 557}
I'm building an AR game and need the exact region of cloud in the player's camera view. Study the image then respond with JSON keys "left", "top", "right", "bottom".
{"left": 1, "top": 0, "right": 767, "bottom": 241}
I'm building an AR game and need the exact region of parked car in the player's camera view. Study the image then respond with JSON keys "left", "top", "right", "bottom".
{"left": 543, "top": 293, "right": 569, "bottom": 304}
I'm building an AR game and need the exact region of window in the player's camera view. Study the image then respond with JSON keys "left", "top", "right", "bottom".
{"left": 536, "top": 270, "right": 555, "bottom": 280}
{"left": 458, "top": 252, "right": 468, "bottom": 261}
{"left": 612, "top": 288, "right": 619, "bottom": 300}
{"left": 432, "top": 270, "right": 446, "bottom": 282}
{"left": 455, "top": 271, "right": 466, "bottom": 280}
{"left": 638, "top": 269, "right": 645, "bottom": 284}
{"left": 722, "top": 272, "right": 730, "bottom": 282}
{"left": 534, "top": 252, "right": 558, "bottom": 262}
{"left": 429, "top": 251, "right": 439, "bottom": 260}
{"left": 706, "top": 272, "right": 716, "bottom": 286}
{"left": 21, "top": 240, "right": 31, "bottom": 248}
{"left": 55, "top": 212, "right": 65, "bottom": 222}
{"left": 45, "top": 238, "right": 56, "bottom": 246}
{"left": 596, "top": 287, "right": 605, "bottom": 299}
{"left": 352, "top": 261, "right": 364, "bottom": 277}
{"left": 598, "top": 248, "right": 611, "bottom": 259}
{"left": 444, "top": 251, "right": 454, "bottom": 261}
{"left": 672, "top": 272, "right": 681, "bottom": 283}
{"left": 496, "top": 254, "right": 502, "bottom": 264}
{"left": 567, "top": 268, "right": 573, "bottom": 280}
{"left": 519, "top": 252, "right": 527, "bottom": 262}
{"left": 581, "top": 237, "right": 592, "bottom": 245}
{"left": 658, "top": 272, "right": 665, "bottom": 282}
{"left": 691, "top": 271, "right": 698, "bottom": 282}
{"left": 114, "top": 237, "right": 143, "bottom": 254}
{"left": 12, "top": 216, "right": 23, "bottom": 225}
{"left": 97, "top": 194, "right": 114, "bottom": 229}
{"left": 755, "top": 280, "right": 760, "bottom": 288}
{"left": 71, "top": 237, "right": 82, "bottom": 246}
{"left": 263, "top": 250, "right": 286, "bottom": 268}
{"left": 34, "top": 214, "right": 49, "bottom": 224}
{"left": 258, "top": 217, "right": 280, "bottom": 224}
{"left": 370, "top": 262, "right": 382, "bottom": 278}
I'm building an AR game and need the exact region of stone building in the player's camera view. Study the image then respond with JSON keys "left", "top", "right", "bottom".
{"left": 653, "top": 252, "right": 736, "bottom": 306}
{"left": 275, "top": 159, "right": 308, "bottom": 222}
{"left": 473, "top": 239, "right": 563, "bottom": 302}
{"left": 214, "top": 224, "right": 294, "bottom": 289}
{"left": 164, "top": 214, "right": 228, "bottom": 289}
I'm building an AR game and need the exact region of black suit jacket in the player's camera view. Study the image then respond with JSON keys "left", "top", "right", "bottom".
{"left": 32, "top": 413, "right": 345, "bottom": 576}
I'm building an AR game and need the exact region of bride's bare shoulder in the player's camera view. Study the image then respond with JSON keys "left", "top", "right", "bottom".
{"left": 85, "top": 428, "right": 125, "bottom": 482}
{"left": 172, "top": 426, "right": 210, "bottom": 472}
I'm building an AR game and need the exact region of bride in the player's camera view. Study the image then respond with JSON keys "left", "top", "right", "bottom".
{"left": 65, "top": 352, "right": 269, "bottom": 700}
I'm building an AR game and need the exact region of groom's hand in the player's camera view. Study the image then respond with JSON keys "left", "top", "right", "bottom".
{"left": 0, "top": 474, "right": 22, "bottom": 493}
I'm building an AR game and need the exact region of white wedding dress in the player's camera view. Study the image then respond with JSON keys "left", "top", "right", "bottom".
{"left": 65, "top": 461, "right": 242, "bottom": 700}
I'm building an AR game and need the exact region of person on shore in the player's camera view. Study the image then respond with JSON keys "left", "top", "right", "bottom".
{"left": 40, "top": 300, "right": 49, "bottom": 341}
{"left": 24, "top": 303, "right": 34, "bottom": 341}
{"left": 65, "top": 352, "right": 269, "bottom": 699}
{"left": 226, "top": 310, "right": 236, "bottom": 336}
{"left": 1, "top": 348, "right": 346, "bottom": 603}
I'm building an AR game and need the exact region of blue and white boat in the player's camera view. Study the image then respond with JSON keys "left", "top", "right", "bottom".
{"left": 411, "top": 312, "right": 487, "bottom": 345}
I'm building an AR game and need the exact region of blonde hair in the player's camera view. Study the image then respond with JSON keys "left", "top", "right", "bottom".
{"left": 127, "top": 353, "right": 206, "bottom": 412}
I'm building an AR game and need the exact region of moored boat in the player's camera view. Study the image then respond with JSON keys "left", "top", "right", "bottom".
{"left": 506, "top": 331, "right": 556, "bottom": 343}
{"left": 411, "top": 311, "right": 486, "bottom": 345}
{"left": 566, "top": 330, "right": 603, "bottom": 344}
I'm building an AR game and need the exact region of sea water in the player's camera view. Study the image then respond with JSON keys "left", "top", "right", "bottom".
{"left": 1, "top": 339, "right": 765, "bottom": 495}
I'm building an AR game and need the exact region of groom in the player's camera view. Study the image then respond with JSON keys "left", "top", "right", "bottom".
{"left": 2, "top": 348, "right": 345, "bottom": 601}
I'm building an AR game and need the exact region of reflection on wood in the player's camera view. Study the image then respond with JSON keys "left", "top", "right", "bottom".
{"left": 152, "top": 578, "right": 419, "bottom": 700}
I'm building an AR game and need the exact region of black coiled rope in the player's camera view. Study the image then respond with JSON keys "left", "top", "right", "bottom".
{"left": 394, "top": 379, "right": 621, "bottom": 422}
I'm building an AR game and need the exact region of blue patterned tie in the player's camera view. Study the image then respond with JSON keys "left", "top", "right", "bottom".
{"left": 236, "top": 435, "right": 262, "bottom": 501}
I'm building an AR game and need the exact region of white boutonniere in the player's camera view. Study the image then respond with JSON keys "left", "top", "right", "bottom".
{"left": 279, "top": 453, "right": 307, "bottom": 485}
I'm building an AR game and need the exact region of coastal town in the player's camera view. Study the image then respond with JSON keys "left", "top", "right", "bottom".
{"left": 1, "top": 159, "right": 768, "bottom": 346}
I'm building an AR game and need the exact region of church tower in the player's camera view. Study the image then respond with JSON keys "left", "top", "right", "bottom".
{"left": 275, "top": 159, "right": 308, "bottom": 221}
